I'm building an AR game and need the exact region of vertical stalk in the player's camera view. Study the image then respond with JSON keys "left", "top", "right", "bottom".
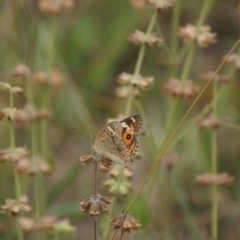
{"left": 40, "top": 18, "right": 57, "bottom": 157}
{"left": 93, "top": 161, "right": 98, "bottom": 240}
{"left": 9, "top": 90, "right": 23, "bottom": 240}
{"left": 125, "top": 10, "right": 157, "bottom": 116}
{"left": 211, "top": 82, "right": 218, "bottom": 240}
{"left": 169, "top": 0, "right": 182, "bottom": 77}
{"left": 25, "top": 74, "right": 42, "bottom": 240}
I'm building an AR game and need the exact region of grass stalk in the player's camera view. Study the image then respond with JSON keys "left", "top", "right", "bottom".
{"left": 211, "top": 81, "right": 218, "bottom": 240}
{"left": 125, "top": 10, "right": 157, "bottom": 116}
{"left": 9, "top": 90, "right": 23, "bottom": 240}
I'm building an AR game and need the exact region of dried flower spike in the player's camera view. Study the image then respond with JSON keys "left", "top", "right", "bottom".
{"left": 12, "top": 64, "right": 29, "bottom": 78}
{"left": 130, "top": 0, "right": 146, "bottom": 11}
{"left": 200, "top": 71, "right": 230, "bottom": 84}
{"left": 128, "top": 30, "right": 163, "bottom": 47}
{"left": 38, "top": 0, "right": 61, "bottom": 16}
{"left": 164, "top": 78, "right": 200, "bottom": 98}
{"left": 196, "top": 172, "right": 234, "bottom": 186}
{"left": 179, "top": 24, "right": 217, "bottom": 47}
{"left": 224, "top": 53, "right": 240, "bottom": 68}
{"left": 28, "top": 157, "right": 52, "bottom": 176}
{"left": 0, "top": 146, "right": 30, "bottom": 163}
{"left": 162, "top": 153, "right": 179, "bottom": 171}
{"left": 145, "top": 0, "right": 174, "bottom": 11}
{"left": 19, "top": 215, "right": 56, "bottom": 232}
{"left": 80, "top": 194, "right": 112, "bottom": 220}
{"left": 1, "top": 195, "right": 32, "bottom": 217}
{"left": 199, "top": 113, "right": 229, "bottom": 129}
{"left": 111, "top": 214, "right": 141, "bottom": 233}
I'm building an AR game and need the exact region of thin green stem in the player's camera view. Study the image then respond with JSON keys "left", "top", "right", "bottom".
{"left": 40, "top": 18, "right": 57, "bottom": 157}
{"left": 25, "top": 73, "right": 38, "bottom": 155}
{"left": 104, "top": 165, "right": 125, "bottom": 240}
{"left": 9, "top": 90, "right": 23, "bottom": 240}
{"left": 169, "top": 0, "right": 182, "bottom": 76}
{"left": 104, "top": 197, "right": 116, "bottom": 240}
{"left": 25, "top": 73, "right": 42, "bottom": 240}
{"left": 211, "top": 82, "right": 218, "bottom": 240}
{"left": 196, "top": 0, "right": 215, "bottom": 29}
{"left": 125, "top": 10, "right": 157, "bottom": 116}
{"left": 93, "top": 161, "right": 98, "bottom": 240}
{"left": 180, "top": 42, "right": 196, "bottom": 84}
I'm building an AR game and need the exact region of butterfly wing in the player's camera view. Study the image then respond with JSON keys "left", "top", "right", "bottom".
{"left": 93, "top": 115, "right": 143, "bottom": 166}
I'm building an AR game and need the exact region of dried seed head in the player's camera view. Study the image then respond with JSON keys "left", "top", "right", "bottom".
{"left": 19, "top": 217, "right": 35, "bottom": 232}
{"left": 32, "top": 71, "right": 48, "bottom": 85}
{"left": 50, "top": 69, "right": 65, "bottom": 87}
{"left": 33, "top": 69, "right": 65, "bottom": 87}
{"left": 80, "top": 194, "right": 112, "bottom": 220}
{"left": 79, "top": 155, "right": 94, "bottom": 165}
{"left": 62, "top": 0, "right": 75, "bottom": 10}
{"left": 128, "top": 30, "right": 163, "bottom": 47}
{"left": 111, "top": 214, "right": 141, "bottom": 233}
{"left": 0, "top": 146, "right": 30, "bottom": 163}
{"left": 199, "top": 113, "right": 229, "bottom": 129}
{"left": 35, "top": 109, "right": 53, "bottom": 121}
{"left": 1, "top": 195, "right": 33, "bottom": 217}
{"left": 12, "top": 109, "right": 28, "bottom": 125}
{"left": 164, "top": 78, "right": 200, "bottom": 98}
{"left": 12, "top": 64, "right": 29, "bottom": 78}
{"left": 0, "top": 82, "right": 11, "bottom": 91}
{"left": 196, "top": 172, "right": 235, "bottom": 186}
{"left": 38, "top": 0, "right": 61, "bottom": 16}
{"left": 28, "top": 157, "right": 52, "bottom": 176}
{"left": 11, "top": 87, "right": 24, "bottom": 95}
{"left": 0, "top": 83, "right": 23, "bottom": 98}
{"left": 162, "top": 153, "right": 179, "bottom": 171}
{"left": 200, "top": 71, "right": 231, "bottom": 84}
{"left": 145, "top": 0, "right": 174, "bottom": 11}
{"left": 115, "top": 86, "right": 130, "bottom": 99}
{"left": 15, "top": 158, "right": 31, "bottom": 174}
{"left": 224, "top": 53, "right": 240, "bottom": 68}
{"left": 19, "top": 215, "right": 57, "bottom": 232}
{"left": 179, "top": 24, "right": 217, "bottom": 47}
{"left": 130, "top": 0, "right": 146, "bottom": 11}
{"left": 117, "top": 72, "right": 132, "bottom": 85}
{"left": 116, "top": 72, "right": 154, "bottom": 98}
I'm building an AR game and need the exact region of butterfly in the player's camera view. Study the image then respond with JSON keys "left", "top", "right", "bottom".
{"left": 80, "top": 115, "right": 143, "bottom": 167}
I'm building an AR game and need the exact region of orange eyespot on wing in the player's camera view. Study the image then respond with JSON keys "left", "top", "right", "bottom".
{"left": 122, "top": 131, "right": 134, "bottom": 145}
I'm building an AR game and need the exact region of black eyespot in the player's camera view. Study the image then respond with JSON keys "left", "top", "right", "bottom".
{"left": 126, "top": 134, "right": 132, "bottom": 140}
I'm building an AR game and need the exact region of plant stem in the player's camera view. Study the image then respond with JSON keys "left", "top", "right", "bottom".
{"left": 40, "top": 18, "right": 57, "bottom": 157}
{"left": 104, "top": 197, "right": 116, "bottom": 240}
{"left": 125, "top": 10, "right": 157, "bottom": 116}
{"left": 93, "top": 161, "right": 98, "bottom": 240}
{"left": 25, "top": 73, "right": 42, "bottom": 240}
{"left": 9, "top": 90, "right": 23, "bottom": 240}
{"left": 169, "top": 0, "right": 182, "bottom": 76}
{"left": 211, "top": 81, "right": 218, "bottom": 240}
